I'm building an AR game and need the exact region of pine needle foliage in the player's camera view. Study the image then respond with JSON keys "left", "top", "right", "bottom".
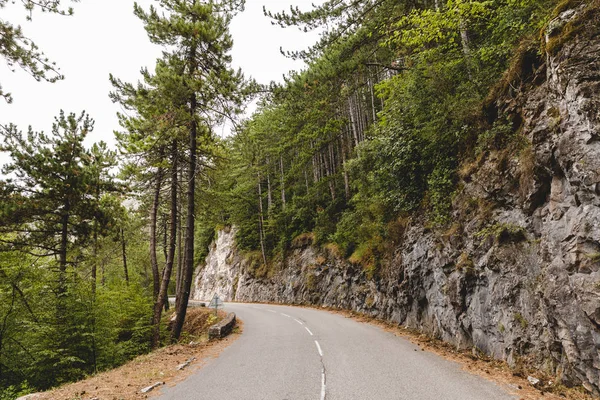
{"left": 0, "top": 0, "right": 80, "bottom": 102}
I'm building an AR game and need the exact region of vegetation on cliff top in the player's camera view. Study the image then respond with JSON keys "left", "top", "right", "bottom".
{"left": 201, "top": 0, "right": 574, "bottom": 278}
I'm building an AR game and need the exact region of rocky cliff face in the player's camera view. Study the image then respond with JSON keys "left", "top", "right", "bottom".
{"left": 193, "top": 227, "right": 239, "bottom": 301}
{"left": 194, "top": 5, "right": 600, "bottom": 395}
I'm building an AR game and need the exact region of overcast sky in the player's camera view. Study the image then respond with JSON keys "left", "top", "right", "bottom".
{"left": 0, "top": 0, "right": 322, "bottom": 165}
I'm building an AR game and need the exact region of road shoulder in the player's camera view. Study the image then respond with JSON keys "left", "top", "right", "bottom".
{"left": 24, "top": 310, "right": 242, "bottom": 400}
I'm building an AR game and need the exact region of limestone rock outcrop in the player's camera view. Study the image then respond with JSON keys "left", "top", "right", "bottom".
{"left": 193, "top": 227, "right": 241, "bottom": 302}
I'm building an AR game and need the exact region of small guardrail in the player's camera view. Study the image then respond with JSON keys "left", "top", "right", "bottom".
{"left": 208, "top": 312, "right": 236, "bottom": 340}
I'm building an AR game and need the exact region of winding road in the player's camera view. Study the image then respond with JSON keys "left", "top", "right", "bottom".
{"left": 158, "top": 303, "right": 516, "bottom": 400}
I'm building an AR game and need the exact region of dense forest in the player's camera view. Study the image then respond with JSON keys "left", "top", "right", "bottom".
{"left": 204, "top": 0, "right": 568, "bottom": 278}
{"left": 0, "top": 0, "right": 247, "bottom": 397}
{"left": 0, "top": 0, "right": 591, "bottom": 397}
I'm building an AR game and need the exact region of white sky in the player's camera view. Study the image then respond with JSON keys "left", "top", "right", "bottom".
{"left": 0, "top": 0, "right": 322, "bottom": 166}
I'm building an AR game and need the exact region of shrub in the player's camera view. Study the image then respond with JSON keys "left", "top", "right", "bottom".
{"left": 475, "top": 223, "right": 527, "bottom": 244}
{"left": 291, "top": 232, "right": 315, "bottom": 249}
{"left": 348, "top": 236, "right": 385, "bottom": 280}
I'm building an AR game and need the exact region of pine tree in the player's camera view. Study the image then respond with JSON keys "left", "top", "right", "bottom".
{"left": 0, "top": 0, "right": 80, "bottom": 103}
{"left": 1, "top": 111, "right": 107, "bottom": 280}
{"left": 113, "top": 0, "right": 247, "bottom": 345}
{"left": 0, "top": 110, "right": 121, "bottom": 387}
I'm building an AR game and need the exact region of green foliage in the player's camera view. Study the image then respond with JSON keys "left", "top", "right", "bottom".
{"left": 514, "top": 312, "right": 529, "bottom": 329}
{"left": 0, "top": 381, "right": 33, "bottom": 400}
{"left": 475, "top": 222, "right": 527, "bottom": 244}
{"left": 0, "top": 210, "right": 154, "bottom": 392}
{"left": 0, "top": 111, "right": 119, "bottom": 259}
{"left": 427, "top": 167, "right": 456, "bottom": 226}
{"left": 196, "top": 225, "right": 217, "bottom": 264}
{"left": 195, "top": 0, "right": 565, "bottom": 278}
{"left": 348, "top": 237, "right": 385, "bottom": 280}
{"left": 94, "top": 282, "right": 153, "bottom": 367}
{"left": 0, "top": 110, "right": 155, "bottom": 392}
{"left": 476, "top": 118, "right": 516, "bottom": 154}
{"left": 330, "top": 191, "right": 386, "bottom": 257}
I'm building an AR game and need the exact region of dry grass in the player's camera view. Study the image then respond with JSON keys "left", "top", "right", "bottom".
{"left": 386, "top": 216, "right": 410, "bottom": 246}
{"left": 459, "top": 152, "right": 486, "bottom": 180}
{"left": 519, "top": 143, "right": 536, "bottom": 202}
{"left": 545, "top": 0, "right": 600, "bottom": 55}
{"left": 243, "top": 250, "right": 270, "bottom": 278}
{"left": 26, "top": 308, "right": 241, "bottom": 400}
{"left": 291, "top": 232, "right": 315, "bottom": 248}
{"left": 485, "top": 37, "right": 542, "bottom": 108}
{"left": 315, "top": 255, "right": 327, "bottom": 265}
{"left": 323, "top": 243, "right": 343, "bottom": 259}
{"left": 443, "top": 221, "right": 462, "bottom": 240}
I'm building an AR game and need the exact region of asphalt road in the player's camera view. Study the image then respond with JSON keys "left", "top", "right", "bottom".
{"left": 158, "top": 303, "right": 516, "bottom": 400}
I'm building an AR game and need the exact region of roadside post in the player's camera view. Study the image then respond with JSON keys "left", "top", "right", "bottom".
{"left": 208, "top": 293, "right": 224, "bottom": 316}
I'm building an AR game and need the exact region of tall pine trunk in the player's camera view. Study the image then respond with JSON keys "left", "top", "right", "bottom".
{"left": 172, "top": 47, "right": 198, "bottom": 341}
{"left": 152, "top": 141, "right": 179, "bottom": 348}
{"left": 266, "top": 169, "right": 273, "bottom": 212}
{"left": 176, "top": 169, "right": 184, "bottom": 300}
{"left": 150, "top": 163, "right": 164, "bottom": 301}
{"left": 92, "top": 225, "right": 98, "bottom": 297}
{"left": 280, "top": 155, "right": 286, "bottom": 209}
{"left": 257, "top": 172, "right": 268, "bottom": 268}
{"left": 58, "top": 204, "right": 69, "bottom": 301}
{"left": 341, "top": 132, "right": 351, "bottom": 199}
{"left": 121, "top": 227, "right": 129, "bottom": 284}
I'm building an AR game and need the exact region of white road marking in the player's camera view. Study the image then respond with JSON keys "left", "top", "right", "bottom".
{"left": 280, "top": 313, "right": 291, "bottom": 318}
{"left": 294, "top": 318, "right": 304, "bottom": 325}
{"left": 305, "top": 327, "right": 314, "bottom": 336}
{"left": 315, "top": 340, "right": 323, "bottom": 357}
{"left": 320, "top": 367, "right": 326, "bottom": 400}
{"left": 267, "top": 309, "right": 277, "bottom": 313}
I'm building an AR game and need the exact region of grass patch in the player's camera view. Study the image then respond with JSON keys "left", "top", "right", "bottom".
{"left": 498, "top": 322, "right": 506, "bottom": 333}
{"left": 519, "top": 141, "right": 536, "bottom": 202}
{"left": 475, "top": 223, "right": 527, "bottom": 245}
{"left": 514, "top": 312, "right": 529, "bottom": 329}
{"left": 243, "top": 250, "right": 272, "bottom": 279}
{"left": 386, "top": 216, "right": 410, "bottom": 246}
{"left": 585, "top": 252, "right": 600, "bottom": 262}
{"left": 456, "top": 252, "right": 475, "bottom": 274}
{"left": 291, "top": 232, "right": 315, "bottom": 249}
{"left": 485, "top": 38, "right": 543, "bottom": 109}
{"left": 323, "top": 243, "right": 342, "bottom": 259}
{"left": 305, "top": 271, "right": 319, "bottom": 290}
{"left": 348, "top": 236, "right": 385, "bottom": 280}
